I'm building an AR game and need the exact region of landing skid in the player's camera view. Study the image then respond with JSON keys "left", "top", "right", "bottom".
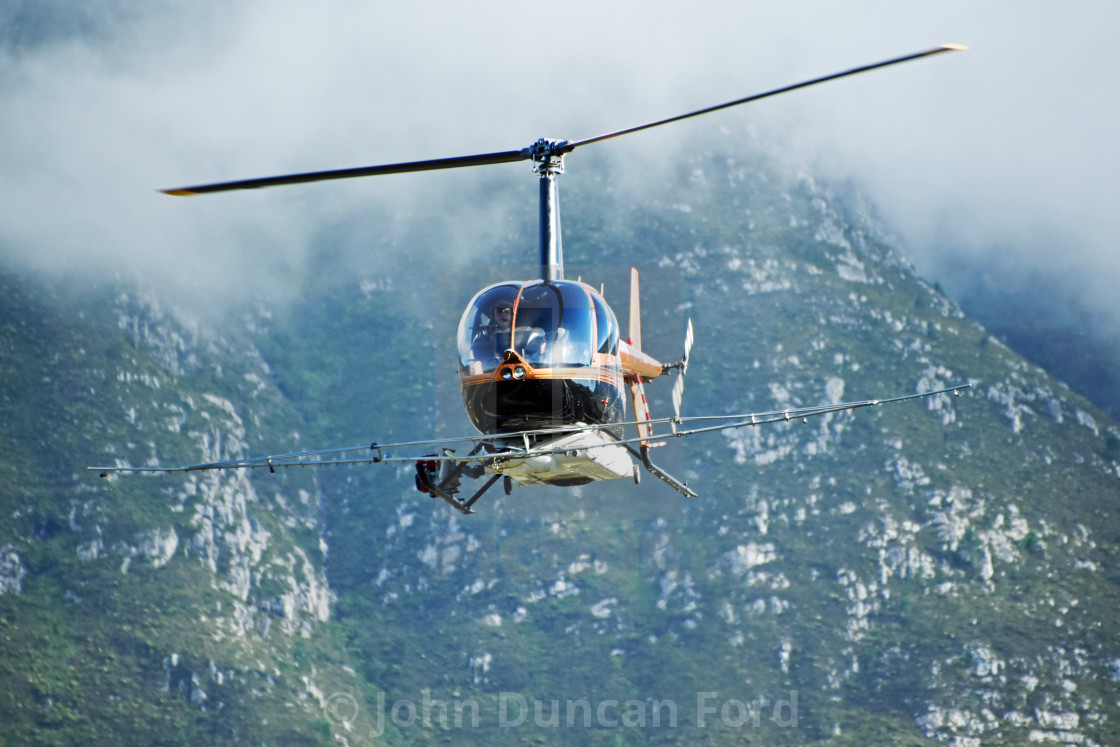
{"left": 617, "top": 440, "right": 697, "bottom": 498}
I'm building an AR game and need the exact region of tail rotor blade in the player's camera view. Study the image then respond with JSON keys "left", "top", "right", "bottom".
{"left": 670, "top": 319, "right": 694, "bottom": 433}
{"left": 680, "top": 318, "right": 694, "bottom": 377}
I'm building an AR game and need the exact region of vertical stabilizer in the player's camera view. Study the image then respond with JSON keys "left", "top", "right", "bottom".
{"left": 629, "top": 267, "right": 641, "bottom": 349}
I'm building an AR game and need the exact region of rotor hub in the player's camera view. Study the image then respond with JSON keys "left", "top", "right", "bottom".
{"left": 528, "top": 138, "right": 567, "bottom": 175}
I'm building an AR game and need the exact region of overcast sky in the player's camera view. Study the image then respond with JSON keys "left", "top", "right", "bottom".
{"left": 2, "top": 0, "right": 1117, "bottom": 326}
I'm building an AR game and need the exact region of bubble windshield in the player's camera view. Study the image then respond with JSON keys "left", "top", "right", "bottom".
{"left": 458, "top": 280, "right": 616, "bottom": 375}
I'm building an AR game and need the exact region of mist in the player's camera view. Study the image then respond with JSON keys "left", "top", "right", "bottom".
{"left": 2, "top": 1, "right": 1117, "bottom": 334}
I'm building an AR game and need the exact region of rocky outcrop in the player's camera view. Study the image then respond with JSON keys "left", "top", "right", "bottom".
{"left": 0, "top": 546, "right": 26, "bottom": 595}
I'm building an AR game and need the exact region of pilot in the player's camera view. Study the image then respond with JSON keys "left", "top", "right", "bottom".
{"left": 493, "top": 301, "right": 514, "bottom": 333}
{"left": 470, "top": 301, "right": 514, "bottom": 371}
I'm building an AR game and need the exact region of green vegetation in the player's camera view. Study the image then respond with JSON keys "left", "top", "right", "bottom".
{"left": 2, "top": 140, "right": 1118, "bottom": 744}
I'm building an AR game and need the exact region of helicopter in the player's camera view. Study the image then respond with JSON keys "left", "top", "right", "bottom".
{"left": 93, "top": 45, "right": 971, "bottom": 514}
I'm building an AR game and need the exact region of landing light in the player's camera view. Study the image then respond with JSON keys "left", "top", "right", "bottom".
{"left": 513, "top": 366, "right": 526, "bottom": 379}
{"left": 501, "top": 368, "right": 513, "bottom": 381}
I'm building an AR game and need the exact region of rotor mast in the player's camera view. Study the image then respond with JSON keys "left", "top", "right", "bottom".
{"left": 530, "top": 139, "right": 568, "bottom": 282}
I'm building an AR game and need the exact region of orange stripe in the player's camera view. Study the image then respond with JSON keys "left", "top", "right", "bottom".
{"left": 460, "top": 366, "right": 624, "bottom": 389}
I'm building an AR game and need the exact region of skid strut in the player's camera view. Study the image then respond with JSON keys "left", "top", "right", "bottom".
{"left": 414, "top": 444, "right": 500, "bottom": 514}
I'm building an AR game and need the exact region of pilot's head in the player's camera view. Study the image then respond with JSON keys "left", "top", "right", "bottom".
{"left": 493, "top": 302, "right": 513, "bottom": 326}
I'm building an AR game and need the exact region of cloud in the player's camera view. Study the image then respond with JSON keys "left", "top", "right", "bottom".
{"left": 1, "top": 0, "right": 1116, "bottom": 323}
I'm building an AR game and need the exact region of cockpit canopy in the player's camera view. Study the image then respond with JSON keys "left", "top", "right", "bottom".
{"left": 458, "top": 280, "right": 620, "bottom": 376}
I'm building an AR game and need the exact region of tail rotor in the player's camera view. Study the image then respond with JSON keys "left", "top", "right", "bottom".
{"left": 668, "top": 319, "right": 694, "bottom": 434}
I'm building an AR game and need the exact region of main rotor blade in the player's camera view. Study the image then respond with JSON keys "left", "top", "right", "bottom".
{"left": 163, "top": 45, "right": 964, "bottom": 195}
{"left": 162, "top": 148, "right": 530, "bottom": 195}
{"left": 562, "top": 44, "right": 967, "bottom": 152}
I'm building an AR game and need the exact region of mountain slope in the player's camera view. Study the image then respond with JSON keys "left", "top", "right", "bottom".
{"left": 0, "top": 270, "right": 376, "bottom": 743}
{"left": 2, "top": 138, "right": 1118, "bottom": 745}
{"left": 273, "top": 144, "right": 1120, "bottom": 746}
{"left": 935, "top": 254, "right": 1120, "bottom": 422}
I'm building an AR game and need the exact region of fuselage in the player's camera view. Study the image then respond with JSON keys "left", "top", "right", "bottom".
{"left": 457, "top": 279, "right": 661, "bottom": 436}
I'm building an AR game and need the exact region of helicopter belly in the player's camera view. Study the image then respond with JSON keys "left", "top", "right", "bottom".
{"left": 489, "top": 429, "right": 633, "bottom": 487}
{"left": 462, "top": 376, "right": 625, "bottom": 435}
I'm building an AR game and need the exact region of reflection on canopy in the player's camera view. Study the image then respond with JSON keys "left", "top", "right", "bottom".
{"left": 458, "top": 280, "right": 618, "bottom": 376}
